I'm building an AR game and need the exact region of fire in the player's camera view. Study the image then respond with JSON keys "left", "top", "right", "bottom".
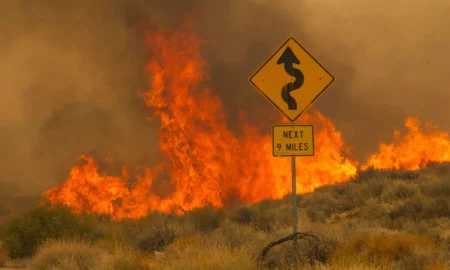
{"left": 43, "top": 19, "right": 450, "bottom": 220}
{"left": 43, "top": 19, "right": 358, "bottom": 220}
{"left": 362, "top": 117, "right": 450, "bottom": 170}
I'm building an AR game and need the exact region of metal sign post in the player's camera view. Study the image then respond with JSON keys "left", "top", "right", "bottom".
{"left": 291, "top": 155, "right": 297, "bottom": 246}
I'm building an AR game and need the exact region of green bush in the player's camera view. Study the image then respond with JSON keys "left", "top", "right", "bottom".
{"left": 1, "top": 204, "right": 94, "bottom": 259}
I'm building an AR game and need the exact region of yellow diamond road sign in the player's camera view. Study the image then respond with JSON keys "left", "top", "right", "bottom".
{"left": 272, "top": 125, "right": 314, "bottom": 156}
{"left": 249, "top": 37, "right": 334, "bottom": 122}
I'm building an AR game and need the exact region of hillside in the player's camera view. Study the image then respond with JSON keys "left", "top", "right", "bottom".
{"left": 1, "top": 164, "right": 449, "bottom": 269}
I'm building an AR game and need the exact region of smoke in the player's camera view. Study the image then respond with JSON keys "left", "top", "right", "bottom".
{"left": 200, "top": 0, "right": 450, "bottom": 159}
{"left": 0, "top": 0, "right": 449, "bottom": 195}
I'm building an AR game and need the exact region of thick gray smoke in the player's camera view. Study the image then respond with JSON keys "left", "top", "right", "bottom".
{"left": 0, "top": 0, "right": 449, "bottom": 195}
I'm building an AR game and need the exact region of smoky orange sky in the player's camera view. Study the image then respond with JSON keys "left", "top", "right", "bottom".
{"left": 0, "top": 0, "right": 449, "bottom": 195}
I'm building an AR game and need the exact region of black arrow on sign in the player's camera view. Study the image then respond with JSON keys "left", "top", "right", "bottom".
{"left": 277, "top": 46, "right": 304, "bottom": 110}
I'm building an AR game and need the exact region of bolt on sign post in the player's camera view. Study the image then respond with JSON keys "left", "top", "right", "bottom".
{"left": 249, "top": 37, "right": 334, "bottom": 246}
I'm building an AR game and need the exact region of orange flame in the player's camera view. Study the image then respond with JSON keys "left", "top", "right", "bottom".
{"left": 43, "top": 19, "right": 359, "bottom": 220}
{"left": 43, "top": 19, "right": 450, "bottom": 220}
{"left": 362, "top": 117, "right": 450, "bottom": 170}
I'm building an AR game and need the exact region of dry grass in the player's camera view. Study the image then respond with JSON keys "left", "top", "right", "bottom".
{"left": 0, "top": 247, "right": 9, "bottom": 267}
{"left": 28, "top": 239, "right": 109, "bottom": 270}
{"left": 163, "top": 245, "right": 258, "bottom": 270}
{"left": 28, "top": 240, "right": 148, "bottom": 270}
{"left": 329, "top": 231, "right": 450, "bottom": 270}
{"left": 27, "top": 239, "right": 143, "bottom": 270}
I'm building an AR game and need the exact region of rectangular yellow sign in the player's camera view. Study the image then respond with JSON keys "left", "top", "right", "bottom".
{"left": 272, "top": 125, "right": 314, "bottom": 156}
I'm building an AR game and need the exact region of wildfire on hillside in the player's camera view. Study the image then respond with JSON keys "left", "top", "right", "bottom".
{"left": 362, "top": 117, "right": 450, "bottom": 170}
{"left": 43, "top": 19, "right": 450, "bottom": 221}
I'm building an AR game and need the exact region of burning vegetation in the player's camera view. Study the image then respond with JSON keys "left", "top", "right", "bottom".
{"left": 43, "top": 19, "right": 450, "bottom": 221}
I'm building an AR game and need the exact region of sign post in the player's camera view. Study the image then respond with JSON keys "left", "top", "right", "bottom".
{"left": 291, "top": 155, "right": 296, "bottom": 244}
{"left": 249, "top": 37, "right": 334, "bottom": 248}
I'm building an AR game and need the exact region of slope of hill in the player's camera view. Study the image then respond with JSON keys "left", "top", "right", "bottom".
{"left": 1, "top": 164, "right": 450, "bottom": 269}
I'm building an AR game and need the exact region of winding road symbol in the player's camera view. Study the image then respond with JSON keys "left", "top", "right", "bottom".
{"left": 248, "top": 36, "right": 334, "bottom": 122}
{"left": 277, "top": 46, "right": 304, "bottom": 110}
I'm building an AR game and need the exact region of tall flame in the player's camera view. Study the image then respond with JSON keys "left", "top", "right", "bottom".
{"left": 43, "top": 19, "right": 358, "bottom": 220}
{"left": 43, "top": 19, "right": 450, "bottom": 221}
{"left": 362, "top": 117, "right": 450, "bottom": 170}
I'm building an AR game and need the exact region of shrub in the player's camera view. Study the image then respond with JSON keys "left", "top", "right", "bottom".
{"left": 302, "top": 183, "right": 367, "bottom": 219}
{"left": 214, "top": 219, "right": 265, "bottom": 249}
{"left": 355, "top": 167, "right": 382, "bottom": 182}
{"left": 0, "top": 247, "right": 9, "bottom": 267}
{"left": 165, "top": 245, "right": 258, "bottom": 270}
{"left": 0, "top": 202, "right": 10, "bottom": 228}
{"left": 305, "top": 208, "right": 326, "bottom": 223}
{"left": 230, "top": 205, "right": 257, "bottom": 224}
{"left": 187, "top": 205, "right": 224, "bottom": 233}
{"left": 420, "top": 177, "right": 450, "bottom": 198}
{"left": 424, "top": 261, "right": 448, "bottom": 270}
{"left": 357, "top": 169, "right": 419, "bottom": 182}
{"left": 256, "top": 199, "right": 282, "bottom": 213}
{"left": 388, "top": 196, "right": 426, "bottom": 222}
{"left": 252, "top": 213, "right": 276, "bottom": 232}
{"left": 330, "top": 232, "right": 440, "bottom": 269}
{"left": 128, "top": 225, "right": 177, "bottom": 252}
{"left": 95, "top": 221, "right": 128, "bottom": 249}
{"left": 29, "top": 239, "right": 141, "bottom": 270}
{"left": 106, "top": 246, "right": 141, "bottom": 270}
{"left": 164, "top": 235, "right": 203, "bottom": 260}
{"left": 337, "top": 186, "right": 366, "bottom": 212}
{"left": 265, "top": 204, "right": 291, "bottom": 228}
{"left": 360, "top": 180, "right": 386, "bottom": 197}
{"left": 1, "top": 204, "right": 94, "bottom": 259}
{"left": 302, "top": 192, "right": 338, "bottom": 222}
{"left": 380, "top": 180, "right": 421, "bottom": 202}
{"left": 229, "top": 205, "right": 277, "bottom": 232}
{"left": 425, "top": 162, "right": 450, "bottom": 176}
{"left": 359, "top": 199, "right": 387, "bottom": 221}
{"left": 423, "top": 198, "right": 450, "bottom": 219}
{"left": 263, "top": 233, "right": 336, "bottom": 269}
{"left": 388, "top": 196, "right": 450, "bottom": 224}
{"left": 28, "top": 239, "right": 109, "bottom": 270}
{"left": 396, "top": 251, "right": 441, "bottom": 270}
